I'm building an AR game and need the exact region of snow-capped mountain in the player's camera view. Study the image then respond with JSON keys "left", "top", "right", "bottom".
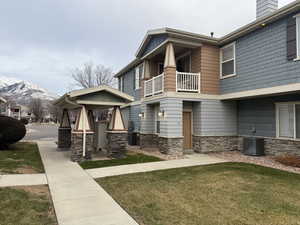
{"left": 0, "top": 76, "right": 59, "bottom": 105}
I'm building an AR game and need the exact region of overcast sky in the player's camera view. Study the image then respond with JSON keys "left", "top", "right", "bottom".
{"left": 0, "top": 0, "right": 295, "bottom": 94}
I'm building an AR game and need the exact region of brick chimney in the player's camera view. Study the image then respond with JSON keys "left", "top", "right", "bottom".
{"left": 256, "top": 0, "right": 278, "bottom": 19}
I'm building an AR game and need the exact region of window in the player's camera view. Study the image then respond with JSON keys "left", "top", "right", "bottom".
{"left": 220, "top": 42, "right": 236, "bottom": 78}
{"left": 154, "top": 105, "right": 160, "bottom": 134}
{"left": 296, "top": 15, "right": 300, "bottom": 58}
{"left": 276, "top": 103, "right": 300, "bottom": 139}
{"left": 158, "top": 63, "right": 164, "bottom": 74}
{"left": 119, "top": 76, "right": 124, "bottom": 92}
{"left": 135, "top": 67, "right": 140, "bottom": 90}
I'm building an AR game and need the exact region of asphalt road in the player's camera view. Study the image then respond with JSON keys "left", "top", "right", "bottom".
{"left": 24, "top": 123, "right": 58, "bottom": 141}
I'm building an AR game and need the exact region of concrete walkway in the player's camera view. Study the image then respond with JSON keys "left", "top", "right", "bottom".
{"left": 87, "top": 154, "right": 227, "bottom": 178}
{"left": 0, "top": 174, "right": 47, "bottom": 187}
{"left": 38, "top": 141, "right": 138, "bottom": 225}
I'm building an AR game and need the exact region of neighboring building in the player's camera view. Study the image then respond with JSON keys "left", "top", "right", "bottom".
{"left": 115, "top": 0, "right": 300, "bottom": 156}
{"left": 0, "top": 97, "right": 7, "bottom": 115}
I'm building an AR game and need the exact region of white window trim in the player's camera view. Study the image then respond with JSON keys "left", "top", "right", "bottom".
{"left": 154, "top": 105, "right": 160, "bottom": 135}
{"left": 294, "top": 14, "right": 300, "bottom": 60}
{"left": 276, "top": 102, "right": 300, "bottom": 140}
{"left": 220, "top": 42, "right": 236, "bottom": 79}
{"left": 119, "top": 76, "right": 124, "bottom": 92}
{"left": 135, "top": 66, "right": 140, "bottom": 90}
{"left": 157, "top": 63, "right": 164, "bottom": 75}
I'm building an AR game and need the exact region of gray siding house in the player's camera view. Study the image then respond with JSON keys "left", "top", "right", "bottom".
{"left": 115, "top": 0, "right": 300, "bottom": 156}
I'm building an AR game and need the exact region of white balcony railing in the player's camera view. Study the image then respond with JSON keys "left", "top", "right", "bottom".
{"left": 144, "top": 73, "right": 164, "bottom": 97}
{"left": 176, "top": 72, "right": 200, "bottom": 93}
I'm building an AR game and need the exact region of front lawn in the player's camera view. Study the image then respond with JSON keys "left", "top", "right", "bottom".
{"left": 0, "top": 142, "right": 44, "bottom": 174}
{"left": 80, "top": 153, "right": 163, "bottom": 169}
{"left": 0, "top": 185, "right": 57, "bottom": 225}
{"left": 97, "top": 163, "right": 300, "bottom": 225}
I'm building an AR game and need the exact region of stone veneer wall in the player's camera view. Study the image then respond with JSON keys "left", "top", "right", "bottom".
{"left": 71, "top": 133, "right": 93, "bottom": 162}
{"left": 58, "top": 128, "right": 71, "bottom": 149}
{"left": 193, "top": 136, "right": 238, "bottom": 153}
{"left": 158, "top": 137, "right": 183, "bottom": 156}
{"left": 140, "top": 134, "right": 159, "bottom": 148}
{"left": 106, "top": 132, "right": 128, "bottom": 157}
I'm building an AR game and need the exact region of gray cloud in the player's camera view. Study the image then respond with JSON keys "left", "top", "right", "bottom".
{"left": 0, "top": 0, "right": 294, "bottom": 94}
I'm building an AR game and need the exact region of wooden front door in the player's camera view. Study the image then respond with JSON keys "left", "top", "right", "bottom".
{"left": 183, "top": 112, "right": 192, "bottom": 150}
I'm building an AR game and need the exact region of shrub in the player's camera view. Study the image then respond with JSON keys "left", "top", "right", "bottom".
{"left": 0, "top": 116, "right": 26, "bottom": 149}
{"left": 274, "top": 155, "right": 300, "bottom": 168}
{"left": 20, "top": 118, "right": 29, "bottom": 125}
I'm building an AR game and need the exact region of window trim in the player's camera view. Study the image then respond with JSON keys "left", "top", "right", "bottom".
{"left": 276, "top": 102, "right": 300, "bottom": 140}
{"left": 220, "top": 42, "right": 236, "bottom": 79}
{"left": 135, "top": 66, "right": 140, "bottom": 90}
{"left": 119, "top": 76, "right": 124, "bottom": 92}
{"left": 294, "top": 14, "right": 300, "bottom": 60}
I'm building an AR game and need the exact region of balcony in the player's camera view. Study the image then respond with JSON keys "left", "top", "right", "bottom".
{"left": 176, "top": 72, "right": 200, "bottom": 93}
{"left": 144, "top": 73, "right": 164, "bottom": 97}
{"left": 144, "top": 72, "right": 200, "bottom": 97}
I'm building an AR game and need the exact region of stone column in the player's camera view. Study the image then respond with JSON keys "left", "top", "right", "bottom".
{"left": 106, "top": 131, "right": 128, "bottom": 158}
{"left": 58, "top": 108, "right": 71, "bottom": 150}
{"left": 71, "top": 132, "right": 94, "bottom": 162}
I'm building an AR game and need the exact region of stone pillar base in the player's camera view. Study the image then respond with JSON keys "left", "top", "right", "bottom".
{"left": 71, "top": 133, "right": 94, "bottom": 162}
{"left": 106, "top": 131, "right": 128, "bottom": 158}
{"left": 193, "top": 136, "right": 238, "bottom": 153}
{"left": 158, "top": 137, "right": 183, "bottom": 156}
{"left": 58, "top": 127, "right": 71, "bottom": 150}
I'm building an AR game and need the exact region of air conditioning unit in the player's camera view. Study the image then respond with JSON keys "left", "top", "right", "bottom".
{"left": 243, "top": 137, "right": 265, "bottom": 156}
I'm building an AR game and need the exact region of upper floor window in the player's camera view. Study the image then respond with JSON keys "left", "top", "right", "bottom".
{"left": 119, "top": 76, "right": 124, "bottom": 92}
{"left": 135, "top": 67, "right": 140, "bottom": 90}
{"left": 296, "top": 15, "right": 300, "bottom": 58}
{"left": 220, "top": 42, "right": 236, "bottom": 79}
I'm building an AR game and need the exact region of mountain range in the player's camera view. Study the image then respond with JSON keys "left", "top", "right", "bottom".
{"left": 0, "top": 76, "right": 59, "bottom": 105}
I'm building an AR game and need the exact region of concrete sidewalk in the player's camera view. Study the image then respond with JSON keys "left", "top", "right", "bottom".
{"left": 0, "top": 174, "right": 47, "bottom": 187}
{"left": 38, "top": 141, "right": 138, "bottom": 225}
{"left": 87, "top": 154, "right": 227, "bottom": 178}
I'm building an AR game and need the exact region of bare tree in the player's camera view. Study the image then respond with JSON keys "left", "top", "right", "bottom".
{"left": 71, "top": 62, "right": 116, "bottom": 89}
{"left": 48, "top": 101, "right": 62, "bottom": 123}
{"left": 29, "top": 98, "right": 44, "bottom": 122}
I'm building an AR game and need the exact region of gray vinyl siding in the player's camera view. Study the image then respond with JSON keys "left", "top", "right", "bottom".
{"left": 238, "top": 94, "right": 300, "bottom": 137}
{"left": 141, "top": 34, "right": 168, "bottom": 57}
{"left": 140, "top": 103, "right": 155, "bottom": 134}
{"left": 200, "top": 100, "right": 237, "bottom": 136}
{"left": 118, "top": 68, "right": 140, "bottom": 101}
{"left": 129, "top": 105, "right": 141, "bottom": 132}
{"left": 221, "top": 12, "right": 300, "bottom": 94}
{"left": 160, "top": 98, "right": 183, "bottom": 137}
{"left": 193, "top": 102, "right": 201, "bottom": 135}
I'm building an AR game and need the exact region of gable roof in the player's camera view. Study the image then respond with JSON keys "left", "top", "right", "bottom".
{"left": 54, "top": 85, "right": 134, "bottom": 109}
{"left": 115, "top": 0, "right": 300, "bottom": 78}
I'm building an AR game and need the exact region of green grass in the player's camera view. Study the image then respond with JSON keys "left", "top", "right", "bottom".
{"left": 97, "top": 162, "right": 300, "bottom": 225}
{"left": 0, "top": 185, "right": 57, "bottom": 225}
{"left": 80, "top": 153, "right": 163, "bottom": 169}
{"left": 0, "top": 142, "right": 44, "bottom": 174}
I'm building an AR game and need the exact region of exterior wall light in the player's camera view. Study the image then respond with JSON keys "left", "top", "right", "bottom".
{"left": 158, "top": 110, "right": 165, "bottom": 118}
{"left": 138, "top": 112, "right": 145, "bottom": 119}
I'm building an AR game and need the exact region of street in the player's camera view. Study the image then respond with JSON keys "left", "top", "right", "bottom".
{"left": 24, "top": 123, "right": 58, "bottom": 141}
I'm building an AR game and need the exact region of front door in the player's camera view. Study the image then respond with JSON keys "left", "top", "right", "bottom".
{"left": 183, "top": 112, "right": 192, "bottom": 150}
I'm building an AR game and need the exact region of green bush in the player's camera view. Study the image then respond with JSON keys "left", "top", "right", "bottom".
{"left": 0, "top": 116, "right": 26, "bottom": 149}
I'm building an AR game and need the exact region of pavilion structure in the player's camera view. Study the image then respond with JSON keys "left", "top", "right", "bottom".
{"left": 54, "top": 85, "right": 133, "bottom": 162}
